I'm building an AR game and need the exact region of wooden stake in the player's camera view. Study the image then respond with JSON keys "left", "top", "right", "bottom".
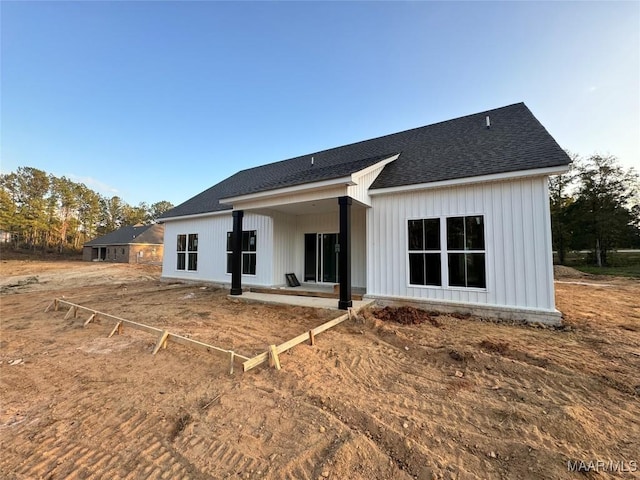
{"left": 83, "top": 313, "right": 96, "bottom": 327}
{"left": 44, "top": 300, "right": 54, "bottom": 313}
{"left": 243, "top": 311, "right": 351, "bottom": 372}
{"left": 152, "top": 331, "right": 170, "bottom": 355}
{"left": 108, "top": 321, "right": 122, "bottom": 338}
{"left": 54, "top": 299, "right": 59, "bottom": 311}
{"left": 64, "top": 306, "right": 75, "bottom": 320}
{"left": 229, "top": 351, "right": 235, "bottom": 374}
{"left": 308, "top": 330, "right": 315, "bottom": 346}
{"left": 269, "top": 344, "right": 281, "bottom": 370}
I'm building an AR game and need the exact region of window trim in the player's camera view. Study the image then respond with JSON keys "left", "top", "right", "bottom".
{"left": 446, "top": 216, "right": 486, "bottom": 289}
{"left": 176, "top": 233, "right": 198, "bottom": 272}
{"left": 406, "top": 214, "right": 488, "bottom": 291}
{"left": 226, "top": 230, "right": 257, "bottom": 277}
{"left": 407, "top": 218, "right": 442, "bottom": 287}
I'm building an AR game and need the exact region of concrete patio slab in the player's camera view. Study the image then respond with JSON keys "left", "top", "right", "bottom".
{"left": 228, "top": 291, "right": 375, "bottom": 311}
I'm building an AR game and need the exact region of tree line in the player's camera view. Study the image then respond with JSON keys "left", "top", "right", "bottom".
{"left": 0, "top": 166, "right": 174, "bottom": 253}
{"left": 2, "top": 158, "right": 638, "bottom": 262}
{"left": 550, "top": 154, "right": 639, "bottom": 266}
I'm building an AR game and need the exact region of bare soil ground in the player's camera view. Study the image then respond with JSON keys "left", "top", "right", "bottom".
{"left": 1, "top": 260, "right": 638, "bottom": 480}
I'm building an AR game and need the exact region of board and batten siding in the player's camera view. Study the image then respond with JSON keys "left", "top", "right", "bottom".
{"left": 161, "top": 208, "right": 367, "bottom": 288}
{"left": 271, "top": 212, "right": 297, "bottom": 285}
{"left": 161, "top": 212, "right": 274, "bottom": 286}
{"left": 348, "top": 164, "right": 389, "bottom": 206}
{"left": 367, "top": 177, "right": 556, "bottom": 314}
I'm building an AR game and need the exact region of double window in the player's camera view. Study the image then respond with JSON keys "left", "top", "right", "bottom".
{"left": 408, "top": 215, "right": 486, "bottom": 289}
{"left": 177, "top": 233, "right": 198, "bottom": 271}
{"left": 226, "top": 230, "right": 257, "bottom": 275}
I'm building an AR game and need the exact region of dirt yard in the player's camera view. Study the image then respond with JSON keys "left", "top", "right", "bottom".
{"left": 1, "top": 259, "right": 638, "bottom": 479}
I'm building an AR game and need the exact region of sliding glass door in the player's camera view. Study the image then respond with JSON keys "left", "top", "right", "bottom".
{"left": 304, "top": 233, "right": 339, "bottom": 283}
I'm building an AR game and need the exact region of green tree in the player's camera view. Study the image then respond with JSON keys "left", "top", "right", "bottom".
{"left": 572, "top": 155, "right": 638, "bottom": 266}
{"left": 1, "top": 166, "right": 175, "bottom": 252}
{"left": 123, "top": 202, "right": 150, "bottom": 226}
{"left": 149, "top": 200, "right": 174, "bottom": 221}
{"left": 100, "top": 196, "right": 125, "bottom": 234}
{"left": 4, "top": 167, "right": 50, "bottom": 250}
{"left": 0, "top": 185, "right": 18, "bottom": 247}
{"left": 76, "top": 184, "right": 102, "bottom": 247}
{"left": 51, "top": 176, "right": 79, "bottom": 252}
{"left": 549, "top": 156, "right": 576, "bottom": 265}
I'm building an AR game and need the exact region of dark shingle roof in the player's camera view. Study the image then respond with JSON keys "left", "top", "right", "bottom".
{"left": 161, "top": 103, "right": 570, "bottom": 219}
{"left": 84, "top": 224, "right": 164, "bottom": 246}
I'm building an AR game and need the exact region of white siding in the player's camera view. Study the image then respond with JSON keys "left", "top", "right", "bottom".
{"left": 348, "top": 164, "right": 387, "bottom": 206}
{"left": 367, "top": 177, "right": 556, "bottom": 312}
{"left": 162, "top": 213, "right": 274, "bottom": 286}
{"left": 162, "top": 207, "right": 367, "bottom": 289}
{"left": 271, "top": 212, "right": 297, "bottom": 285}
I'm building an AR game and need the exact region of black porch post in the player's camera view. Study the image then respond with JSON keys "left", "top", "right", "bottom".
{"left": 338, "top": 196, "right": 352, "bottom": 310}
{"left": 230, "top": 210, "right": 244, "bottom": 296}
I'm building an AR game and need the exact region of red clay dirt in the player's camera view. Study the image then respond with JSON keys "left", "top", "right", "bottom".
{"left": 1, "top": 260, "right": 638, "bottom": 479}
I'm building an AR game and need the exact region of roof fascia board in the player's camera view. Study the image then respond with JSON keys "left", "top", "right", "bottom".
{"left": 86, "top": 242, "right": 162, "bottom": 247}
{"left": 225, "top": 185, "right": 349, "bottom": 212}
{"left": 158, "top": 209, "right": 232, "bottom": 222}
{"left": 369, "top": 165, "right": 570, "bottom": 196}
{"left": 219, "top": 175, "right": 355, "bottom": 205}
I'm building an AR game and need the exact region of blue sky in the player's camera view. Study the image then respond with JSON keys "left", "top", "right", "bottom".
{"left": 1, "top": 1, "right": 638, "bottom": 207}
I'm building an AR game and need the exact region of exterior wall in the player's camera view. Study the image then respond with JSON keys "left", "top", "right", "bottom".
{"left": 162, "top": 213, "right": 274, "bottom": 286}
{"left": 82, "top": 245, "right": 129, "bottom": 263}
{"left": 161, "top": 207, "right": 367, "bottom": 289}
{"left": 367, "top": 177, "right": 556, "bottom": 315}
{"left": 128, "top": 244, "right": 164, "bottom": 265}
{"left": 82, "top": 246, "right": 93, "bottom": 261}
{"left": 104, "top": 245, "right": 129, "bottom": 263}
{"left": 271, "top": 212, "right": 298, "bottom": 285}
{"left": 83, "top": 244, "right": 163, "bottom": 263}
{"left": 348, "top": 164, "right": 388, "bottom": 206}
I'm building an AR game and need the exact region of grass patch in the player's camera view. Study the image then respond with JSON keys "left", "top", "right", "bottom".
{"left": 574, "top": 264, "right": 640, "bottom": 278}
{"left": 556, "top": 251, "right": 640, "bottom": 278}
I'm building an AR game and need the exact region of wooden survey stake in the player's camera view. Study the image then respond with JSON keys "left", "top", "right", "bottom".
{"left": 269, "top": 344, "right": 281, "bottom": 370}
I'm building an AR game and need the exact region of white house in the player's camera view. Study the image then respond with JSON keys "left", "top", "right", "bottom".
{"left": 159, "top": 103, "right": 571, "bottom": 323}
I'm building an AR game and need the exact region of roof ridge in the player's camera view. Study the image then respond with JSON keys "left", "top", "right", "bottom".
{"left": 232, "top": 102, "right": 527, "bottom": 176}
{"left": 160, "top": 102, "right": 570, "bottom": 219}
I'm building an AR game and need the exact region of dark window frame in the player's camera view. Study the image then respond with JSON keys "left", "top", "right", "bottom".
{"left": 407, "top": 216, "right": 486, "bottom": 290}
{"left": 446, "top": 216, "right": 486, "bottom": 289}
{"left": 226, "top": 230, "right": 257, "bottom": 276}
{"left": 407, "top": 218, "right": 442, "bottom": 287}
{"left": 177, "top": 233, "right": 198, "bottom": 271}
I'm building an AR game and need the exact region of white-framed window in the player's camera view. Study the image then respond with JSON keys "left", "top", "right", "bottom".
{"left": 408, "top": 215, "right": 486, "bottom": 289}
{"left": 177, "top": 233, "right": 198, "bottom": 271}
{"left": 226, "top": 230, "right": 256, "bottom": 275}
{"left": 407, "top": 219, "right": 442, "bottom": 286}
{"left": 446, "top": 216, "right": 485, "bottom": 288}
